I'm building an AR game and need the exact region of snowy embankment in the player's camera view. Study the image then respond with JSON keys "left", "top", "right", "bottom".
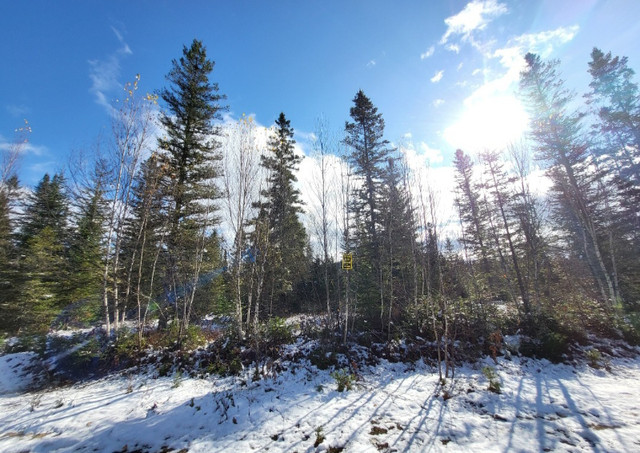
{"left": 1, "top": 347, "right": 640, "bottom": 452}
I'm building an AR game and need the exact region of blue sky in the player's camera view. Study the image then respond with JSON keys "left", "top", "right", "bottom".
{"left": 2, "top": 0, "right": 640, "bottom": 185}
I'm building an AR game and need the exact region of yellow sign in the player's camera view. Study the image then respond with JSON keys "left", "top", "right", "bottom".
{"left": 342, "top": 253, "right": 353, "bottom": 270}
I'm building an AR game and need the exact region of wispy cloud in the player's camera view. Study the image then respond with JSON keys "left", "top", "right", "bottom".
{"left": 432, "top": 99, "right": 445, "bottom": 108}
{"left": 367, "top": 59, "right": 376, "bottom": 67}
{"left": 0, "top": 138, "right": 48, "bottom": 157}
{"left": 420, "top": 45, "right": 435, "bottom": 60}
{"left": 491, "top": 25, "right": 580, "bottom": 82}
{"left": 5, "top": 104, "right": 30, "bottom": 117}
{"left": 445, "top": 43, "right": 460, "bottom": 54}
{"left": 111, "top": 26, "right": 132, "bottom": 55}
{"left": 88, "top": 25, "right": 133, "bottom": 115}
{"left": 440, "top": 0, "right": 508, "bottom": 46}
{"left": 430, "top": 70, "right": 444, "bottom": 83}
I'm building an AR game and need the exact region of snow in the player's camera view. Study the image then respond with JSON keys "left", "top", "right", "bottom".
{"left": 1, "top": 348, "right": 640, "bottom": 452}
{"left": 0, "top": 352, "right": 38, "bottom": 395}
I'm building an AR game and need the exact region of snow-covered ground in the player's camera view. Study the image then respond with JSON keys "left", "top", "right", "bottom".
{"left": 1, "top": 346, "right": 639, "bottom": 452}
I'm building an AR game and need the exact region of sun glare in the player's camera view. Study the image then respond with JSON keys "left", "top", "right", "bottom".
{"left": 443, "top": 95, "right": 529, "bottom": 152}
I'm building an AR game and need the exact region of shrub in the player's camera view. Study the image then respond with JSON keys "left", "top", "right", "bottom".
{"left": 482, "top": 366, "right": 501, "bottom": 394}
{"left": 540, "top": 332, "right": 568, "bottom": 363}
{"left": 585, "top": 348, "right": 602, "bottom": 369}
{"left": 113, "top": 330, "right": 142, "bottom": 364}
{"left": 618, "top": 311, "right": 640, "bottom": 345}
{"left": 331, "top": 368, "right": 355, "bottom": 392}
{"left": 172, "top": 370, "right": 183, "bottom": 388}
{"left": 265, "top": 317, "right": 293, "bottom": 346}
{"left": 314, "top": 426, "right": 325, "bottom": 447}
{"left": 5, "top": 334, "right": 47, "bottom": 355}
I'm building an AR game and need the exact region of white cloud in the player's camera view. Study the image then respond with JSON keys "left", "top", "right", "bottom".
{"left": 0, "top": 138, "right": 48, "bottom": 157}
{"left": 430, "top": 70, "right": 444, "bottom": 83}
{"left": 420, "top": 45, "right": 435, "bottom": 59}
{"left": 439, "top": 0, "right": 508, "bottom": 45}
{"left": 111, "top": 25, "right": 132, "bottom": 55}
{"left": 367, "top": 59, "right": 376, "bottom": 67}
{"left": 88, "top": 26, "right": 134, "bottom": 115}
{"left": 446, "top": 43, "right": 461, "bottom": 53}
{"left": 432, "top": 99, "right": 445, "bottom": 108}
{"left": 457, "top": 62, "right": 464, "bottom": 71}
{"left": 472, "top": 68, "right": 482, "bottom": 76}
{"left": 419, "top": 142, "right": 444, "bottom": 164}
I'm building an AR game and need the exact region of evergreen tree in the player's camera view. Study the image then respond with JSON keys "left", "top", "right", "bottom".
{"left": 20, "top": 173, "right": 69, "bottom": 247}
{"left": 158, "top": 39, "right": 226, "bottom": 233}
{"left": 586, "top": 48, "right": 640, "bottom": 304}
{"left": 252, "top": 113, "right": 309, "bottom": 318}
{"left": 520, "top": 52, "right": 618, "bottom": 307}
{"left": 379, "top": 157, "right": 418, "bottom": 335}
{"left": 0, "top": 175, "right": 20, "bottom": 333}
{"left": 68, "top": 185, "right": 105, "bottom": 306}
{"left": 343, "top": 90, "right": 393, "bottom": 324}
{"left": 157, "top": 39, "right": 227, "bottom": 335}
{"left": 453, "top": 149, "right": 491, "bottom": 289}
{"left": 480, "top": 150, "right": 530, "bottom": 316}
{"left": 16, "top": 173, "right": 71, "bottom": 332}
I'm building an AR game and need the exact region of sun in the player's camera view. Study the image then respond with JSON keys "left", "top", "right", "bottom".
{"left": 443, "top": 94, "right": 529, "bottom": 152}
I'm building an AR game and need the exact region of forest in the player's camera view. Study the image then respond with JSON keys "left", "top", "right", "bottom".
{"left": 1, "top": 39, "right": 639, "bottom": 378}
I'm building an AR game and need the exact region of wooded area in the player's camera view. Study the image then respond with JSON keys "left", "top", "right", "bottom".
{"left": 1, "top": 40, "right": 639, "bottom": 370}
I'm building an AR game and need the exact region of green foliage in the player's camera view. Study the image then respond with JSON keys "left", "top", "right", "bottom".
{"left": 585, "top": 348, "right": 602, "bottom": 369}
{"left": 265, "top": 317, "right": 293, "bottom": 346}
{"left": 64, "top": 336, "right": 102, "bottom": 371}
{"left": 4, "top": 334, "right": 47, "bottom": 355}
{"left": 172, "top": 370, "right": 183, "bottom": 388}
{"left": 521, "top": 331, "right": 568, "bottom": 363}
{"left": 68, "top": 187, "right": 104, "bottom": 304}
{"left": 252, "top": 113, "right": 310, "bottom": 314}
{"left": 314, "top": 426, "right": 325, "bottom": 448}
{"left": 113, "top": 329, "right": 143, "bottom": 363}
{"left": 620, "top": 312, "right": 640, "bottom": 345}
{"left": 309, "top": 348, "right": 339, "bottom": 370}
{"left": 331, "top": 368, "right": 355, "bottom": 392}
{"left": 482, "top": 366, "right": 501, "bottom": 393}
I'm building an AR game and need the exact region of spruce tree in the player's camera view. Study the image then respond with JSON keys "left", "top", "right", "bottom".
{"left": 252, "top": 113, "right": 309, "bottom": 318}
{"left": 68, "top": 186, "right": 105, "bottom": 306}
{"left": 453, "top": 149, "right": 491, "bottom": 292}
{"left": 520, "top": 52, "right": 618, "bottom": 307}
{"left": 379, "top": 157, "right": 417, "bottom": 335}
{"left": 586, "top": 48, "right": 640, "bottom": 303}
{"left": 158, "top": 39, "right": 227, "bottom": 334}
{"left": 0, "top": 175, "right": 20, "bottom": 333}
{"left": 17, "top": 173, "right": 71, "bottom": 332}
{"left": 343, "top": 90, "right": 393, "bottom": 325}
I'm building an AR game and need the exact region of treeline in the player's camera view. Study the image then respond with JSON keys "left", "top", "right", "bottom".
{"left": 1, "top": 41, "right": 638, "bottom": 360}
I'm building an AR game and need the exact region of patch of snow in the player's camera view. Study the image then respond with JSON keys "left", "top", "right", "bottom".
{"left": 0, "top": 352, "right": 38, "bottom": 395}
{"left": 1, "top": 352, "right": 639, "bottom": 452}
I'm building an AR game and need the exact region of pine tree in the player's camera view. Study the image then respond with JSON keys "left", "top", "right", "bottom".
{"left": 343, "top": 90, "right": 393, "bottom": 325}
{"left": 20, "top": 173, "right": 69, "bottom": 247}
{"left": 453, "top": 149, "right": 491, "bottom": 288}
{"left": 252, "top": 113, "right": 309, "bottom": 320}
{"left": 520, "top": 52, "right": 618, "bottom": 307}
{"left": 586, "top": 48, "right": 640, "bottom": 303}
{"left": 158, "top": 39, "right": 227, "bottom": 337}
{"left": 379, "top": 157, "right": 417, "bottom": 335}
{"left": 480, "top": 150, "right": 530, "bottom": 316}
{"left": 0, "top": 175, "right": 20, "bottom": 333}
{"left": 16, "top": 173, "right": 71, "bottom": 332}
{"left": 68, "top": 185, "right": 105, "bottom": 305}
